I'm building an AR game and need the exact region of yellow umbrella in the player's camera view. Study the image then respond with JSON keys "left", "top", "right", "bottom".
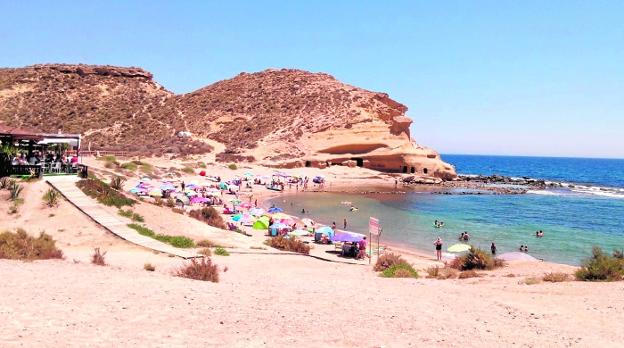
{"left": 447, "top": 243, "right": 471, "bottom": 253}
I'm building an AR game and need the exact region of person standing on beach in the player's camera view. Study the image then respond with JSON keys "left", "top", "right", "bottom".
{"left": 343, "top": 218, "right": 347, "bottom": 229}
{"left": 434, "top": 237, "right": 443, "bottom": 261}
{"left": 491, "top": 242, "right": 497, "bottom": 255}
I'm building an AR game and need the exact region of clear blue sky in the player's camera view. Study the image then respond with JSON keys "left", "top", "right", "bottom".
{"left": 1, "top": 1, "right": 623, "bottom": 158}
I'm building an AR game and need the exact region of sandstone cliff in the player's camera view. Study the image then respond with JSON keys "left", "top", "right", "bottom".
{"left": 0, "top": 64, "right": 455, "bottom": 179}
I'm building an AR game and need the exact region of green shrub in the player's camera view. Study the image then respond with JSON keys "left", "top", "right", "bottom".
{"left": 118, "top": 209, "right": 144, "bottom": 222}
{"left": 181, "top": 167, "right": 195, "bottom": 174}
{"left": 380, "top": 263, "right": 418, "bottom": 278}
{"left": 265, "top": 236, "right": 310, "bottom": 254}
{"left": 189, "top": 207, "right": 226, "bottom": 229}
{"left": 76, "top": 178, "right": 135, "bottom": 208}
{"left": 42, "top": 188, "right": 60, "bottom": 207}
{"left": 214, "top": 247, "right": 230, "bottom": 256}
{"left": 449, "top": 247, "right": 505, "bottom": 271}
{"left": 374, "top": 253, "right": 407, "bottom": 272}
{"left": 575, "top": 246, "right": 624, "bottom": 281}
{"left": 0, "top": 229, "right": 64, "bottom": 260}
{"left": 110, "top": 176, "right": 126, "bottom": 191}
{"left": 228, "top": 163, "right": 237, "bottom": 170}
{"left": 127, "top": 224, "right": 195, "bottom": 248}
{"left": 120, "top": 162, "right": 138, "bottom": 171}
{"left": 176, "top": 258, "right": 219, "bottom": 282}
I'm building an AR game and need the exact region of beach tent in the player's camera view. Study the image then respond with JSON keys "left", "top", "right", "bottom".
{"left": 269, "top": 222, "right": 292, "bottom": 236}
{"left": 190, "top": 197, "right": 209, "bottom": 204}
{"left": 253, "top": 216, "right": 271, "bottom": 230}
{"left": 332, "top": 231, "right": 365, "bottom": 243}
{"left": 268, "top": 207, "right": 283, "bottom": 213}
{"left": 174, "top": 194, "right": 190, "bottom": 206}
{"left": 219, "top": 182, "right": 228, "bottom": 190}
{"left": 148, "top": 189, "right": 163, "bottom": 198}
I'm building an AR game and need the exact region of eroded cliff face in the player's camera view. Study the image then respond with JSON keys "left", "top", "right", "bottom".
{"left": 0, "top": 64, "right": 456, "bottom": 179}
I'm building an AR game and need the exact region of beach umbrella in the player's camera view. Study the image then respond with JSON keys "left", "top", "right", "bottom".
{"left": 270, "top": 212, "right": 289, "bottom": 220}
{"left": 190, "top": 197, "right": 209, "bottom": 204}
{"left": 239, "top": 213, "right": 254, "bottom": 225}
{"left": 268, "top": 207, "right": 283, "bottom": 213}
{"left": 447, "top": 243, "right": 471, "bottom": 253}
{"left": 239, "top": 202, "right": 252, "bottom": 209}
{"left": 288, "top": 229, "right": 310, "bottom": 237}
{"left": 185, "top": 190, "right": 198, "bottom": 197}
{"left": 252, "top": 216, "right": 271, "bottom": 230}
{"left": 231, "top": 213, "right": 243, "bottom": 222}
{"left": 228, "top": 184, "right": 239, "bottom": 190}
{"left": 174, "top": 194, "right": 190, "bottom": 205}
{"left": 498, "top": 252, "right": 538, "bottom": 262}
{"left": 332, "top": 231, "right": 365, "bottom": 243}
{"left": 230, "top": 198, "right": 241, "bottom": 205}
{"left": 315, "top": 226, "right": 335, "bottom": 237}
{"left": 244, "top": 172, "right": 254, "bottom": 177}
{"left": 249, "top": 207, "right": 265, "bottom": 216}
{"left": 148, "top": 189, "right": 163, "bottom": 198}
{"left": 219, "top": 182, "right": 228, "bottom": 190}
{"left": 277, "top": 217, "right": 296, "bottom": 226}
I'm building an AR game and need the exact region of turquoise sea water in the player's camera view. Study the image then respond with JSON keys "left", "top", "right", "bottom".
{"left": 269, "top": 155, "right": 624, "bottom": 265}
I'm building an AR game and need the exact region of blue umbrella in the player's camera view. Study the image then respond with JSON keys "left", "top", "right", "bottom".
{"left": 268, "top": 207, "right": 283, "bottom": 213}
{"left": 315, "top": 226, "right": 335, "bottom": 237}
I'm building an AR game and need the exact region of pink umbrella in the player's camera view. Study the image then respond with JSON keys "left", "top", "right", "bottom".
{"left": 239, "top": 202, "right": 252, "bottom": 209}
{"left": 190, "top": 197, "right": 209, "bottom": 204}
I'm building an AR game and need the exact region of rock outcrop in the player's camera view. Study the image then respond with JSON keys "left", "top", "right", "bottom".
{"left": 0, "top": 64, "right": 456, "bottom": 179}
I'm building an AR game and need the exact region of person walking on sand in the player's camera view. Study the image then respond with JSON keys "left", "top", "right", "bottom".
{"left": 434, "top": 237, "right": 443, "bottom": 261}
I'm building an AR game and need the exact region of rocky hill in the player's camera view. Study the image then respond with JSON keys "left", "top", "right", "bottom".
{"left": 0, "top": 64, "right": 455, "bottom": 178}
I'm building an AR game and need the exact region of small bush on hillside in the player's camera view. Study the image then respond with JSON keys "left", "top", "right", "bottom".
{"left": 118, "top": 209, "right": 144, "bottom": 222}
{"left": 165, "top": 198, "right": 175, "bottom": 208}
{"left": 458, "top": 270, "right": 480, "bottom": 279}
{"left": 144, "top": 263, "right": 156, "bottom": 272}
{"left": 521, "top": 277, "right": 542, "bottom": 285}
{"left": 374, "top": 253, "right": 407, "bottom": 272}
{"left": 197, "top": 239, "right": 221, "bottom": 248}
{"left": 176, "top": 258, "right": 219, "bottom": 282}
{"left": 380, "top": 263, "right": 419, "bottom": 278}
{"left": 449, "top": 247, "right": 505, "bottom": 271}
{"left": 97, "top": 155, "right": 117, "bottom": 163}
{"left": 127, "top": 223, "right": 195, "bottom": 248}
{"left": 265, "top": 236, "right": 310, "bottom": 254}
{"left": 181, "top": 167, "right": 195, "bottom": 174}
{"left": 426, "top": 266, "right": 458, "bottom": 279}
{"left": 189, "top": 207, "right": 226, "bottom": 229}
{"left": 91, "top": 248, "right": 107, "bottom": 266}
{"left": 8, "top": 181, "right": 23, "bottom": 201}
{"left": 575, "top": 246, "right": 624, "bottom": 281}
{"left": 543, "top": 272, "right": 570, "bottom": 282}
{"left": 197, "top": 162, "right": 207, "bottom": 168}
{"left": 77, "top": 178, "right": 135, "bottom": 208}
{"left": 139, "top": 163, "right": 153, "bottom": 174}
{"left": 198, "top": 248, "right": 212, "bottom": 256}
{"left": 153, "top": 197, "right": 164, "bottom": 207}
{"left": 120, "top": 162, "right": 138, "bottom": 171}
{"left": 0, "top": 229, "right": 64, "bottom": 260}
{"left": 42, "top": 188, "right": 60, "bottom": 207}
{"left": 110, "top": 176, "right": 126, "bottom": 191}
{"left": 214, "top": 247, "right": 230, "bottom": 256}
{"left": 228, "top": 163, "right": 237, "bottom": 170}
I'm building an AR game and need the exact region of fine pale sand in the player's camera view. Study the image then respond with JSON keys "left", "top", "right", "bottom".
{"left": 1, "top": 158, "right": 623, "bottom": 347}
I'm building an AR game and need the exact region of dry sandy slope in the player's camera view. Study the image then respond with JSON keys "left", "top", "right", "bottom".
{"left": 1, "top": 255, "right": 623, "bottom": 348}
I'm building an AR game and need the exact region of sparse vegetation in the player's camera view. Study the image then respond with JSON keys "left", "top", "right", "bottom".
{"left": 380, "top": 263, "right": 419, "bottom": 278}
{"left": 374, "top": 253, "right": 407, "bottom": 272}
{"left": 0, "top": 229, "right": 64, "bottom": 260}
{"left": 189, "top": 207, "right": 226, "bottom": 229}
{"left": 77, "top": 178, "right": 135, "bottom": 208}
{"left": 425, "top": 266, "right": 458, "bottom": 279}
{"left": 521, "top": 277, "right": 542, "bottom": 285}
{"left": 176, "top": 258, "right": 220, "bottom": 282}
{"left": 91, "top": 248, "right": 107, "bottom": 266}
{"left": 197, "top": 162, "right": 207, "bottom": 168}
{"left": 110, "top": 176, "right": 126, "bottom": 191}
{"left": 143, "top": 263, "right": 156, "bottom": 272}
{"left": 165, "top": 198, "right": 175, "bottom": 208}
{"left": 127, "top": 223, "right": 195, "bottom": 248}
{"left": 181, "top": 166, "right": 195, "bottom": 174}
{"left": 575, "top": 246, "right": 624, "bottom": 282}
{"left": 265, "top": 236, "right": 310, "bottom": 254}
{"left": 197, "top": 239, "right": 221, "bottom": 248}
{"left": 139, "top": 162, "right": 154, "bottom": 175}
{"left": 120, "top": 162, "right": 138, "bottom": 171}
{"left": 118, "top": 209, "right": 144, "bottom": 222}
{"left": 97, "top": 155, "right": 117, "bottom": 163}
{"left": 214, "top": 247, "right": 230, "bottom": 256}
{"left": 458, "top": 270, "right": 480, "bottom": 279}
{"left": 543, "top": 272, "right": 570, "bottom": 282}
{"left": 198, "top": 248, "right": 212, "bottom": 256}
{"left": 228, "top": 163, "right": 237, "bottom": 170}
{"left": 0, "top": 177, "right": 10, "bottom": 190}
{"left": 8, "top": 181, "right": 23, "bottom": 201}
{"left": 42, "top": 188, "right": 60, "bottom": 207}
{"left": 449, "top": 247, "right": 505, "bottom": 271}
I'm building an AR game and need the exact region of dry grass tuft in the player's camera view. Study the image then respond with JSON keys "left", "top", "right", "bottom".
{"left": 176, "top": 258, "right": 219, "bottom": 282}
{"left": 189, "top": 207, "right": 226, "bottom": 229}
{"left": 458, "top": 270, "right": 481, "bottom": 279}
{"left": 543, "top": 272, "right": 570, "bottom": 282}
{"left": 426, "top": 266, "right": 458, "bottom": 279}
{"left": 198, "top": 248, "right": 212, "bottom": 256}
{"left": 91, "top": 248, "right": 107, "bottom": 266}
{"left": 143, "top": 263, "right": 156, "bottom": 272}
{"left": 265, "top": 236, "right": 310, "bottom": 254}
{"left": 520, "top": 277, "right": 542, "bottom": 285}
{"left": 449, "top": 247, "right": 505, "bottom": 271}
{"left": 374, "top": 253, "right": 407, "bottom": 272}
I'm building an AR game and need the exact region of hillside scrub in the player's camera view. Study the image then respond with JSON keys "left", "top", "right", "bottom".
{"left": 374, "top": 253, "right": 408, "bottom": 272}
{"left": 127, "top": 223, "right": 195, "bottom": 248}
{"left": 176, "top": 258, "right": 220, "bottom": 282}
{"left": 265, "top": 236, "right": 310, "bottom": 254}
{"left": 575, "top": 247, "right": 624, "bottom": 281}
{"left": 42, "top": 188, "right": 60, "bottom": 207}
{"left": 449, "top": 247, "right": 505, "bottom": 271}
{"left": 76, "top": 178, "right": 135, "bottom": 208}
{"left": 91, "top": 248, "right": 107, "bottom": 266}
{"left": 380, "top": 263, "right": 419, "bottom": 278}
{"left": 118, "top": 209, "right": 144, "bottom": 222}
{"left": 0, "top": 229, "right": 64, "bottom": 260}
{"left": 189, "top": 207, "right": 226, "bottom": 229}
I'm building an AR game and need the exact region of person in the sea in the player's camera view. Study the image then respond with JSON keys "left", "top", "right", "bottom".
{"left": 459, "top": 232, "right": 465, "bottom": 241}
{"left": 524, "top": 245, "right": 529, "bottom": 253}
{"left": 434, "top": 220, "right": 439, "bottom": 227}
{"left": 343, "top": 218, "right": 347, "bottom": 229}
{"left": 301, "top": 208, "right": 306, "bottom": 214}
{"left": 519, "top": 244, "right": 525, "bottom": 252}
{"left": 331, "top": 221, "right": 337, "bottom": 230}
{"left": 434, "top": 237, "right": 443, "bottom": 261}
{"left": 491, "top": 242, "right": 497, "bottom": 255}
{"left": 463, "top": 232, "right": 470, "bottom": 241}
